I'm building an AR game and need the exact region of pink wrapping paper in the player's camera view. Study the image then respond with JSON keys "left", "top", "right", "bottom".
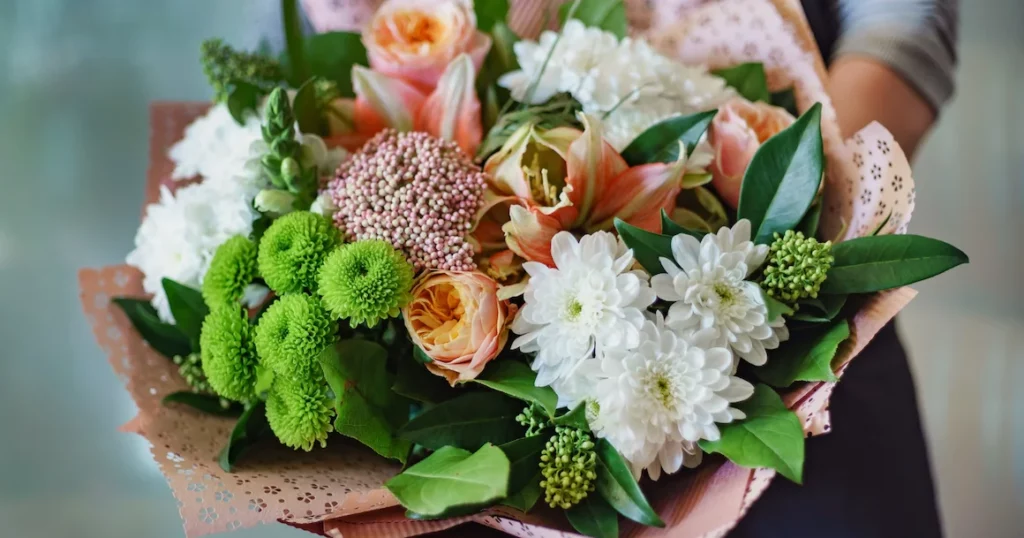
{"left": 79, "top": 1, "right": 921, "bottom": 536}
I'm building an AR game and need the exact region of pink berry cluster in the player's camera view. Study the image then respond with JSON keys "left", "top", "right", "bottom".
{"left": 327, "top": 130, "right": 486, "bottom": 271}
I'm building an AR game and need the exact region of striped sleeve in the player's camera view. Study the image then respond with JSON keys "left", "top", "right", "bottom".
{"left": 834, "top": 0, "right": 960, "bottom": 111}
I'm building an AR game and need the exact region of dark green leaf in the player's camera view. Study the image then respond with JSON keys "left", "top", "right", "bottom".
{"left": 614, "top": 218, "right": 673, "bottom": 275}
{"left": 759, "top": 287, "right": 795, "bottom": 322}
{"left": 713, "top": 63, "right": 770, "bottom": 103}
{"left": 292, "top": 78, "right": 323, "bottom": 136}
{"left": 413, "top": 346, "right": 433, "bottom": 364}
{"left": 559, "top": 0, "right": 627, "bottom": 38}
{"left": 321, "top": 340, "right": 412, "bottom": 462}
{"left": 502, "top": 480, "right": 543, "bottom": 513}
{"left": 219, "top": 401, "right": 271, "bottom": 472}
{"left": 161, "top": 278, "right": 209, "bottom": 347}
{"left": 660, "top": 209, "right": 706, "bottom": 239}
{"left": 386, "top": 444, "right": 510, "bottom": 518}
{"left": 566, "top": 494, "right": 619, "bottom": 538}
{"left": 821, "top": 234, "right": 969, "bottom": 294}
{"left": 552, "top": 402, "right": 590, "bottom": 431}
{"left": 737, "top": 102, "right": 824, "bottom": 244}
{"left": 226, "top": 82, "right": 262, "bottom": 124}
{"left": 595, "top": 438, "right": 664, "bottom": 527}
{"left": 755, "top": 320, "right": 848, "bottom": 387}
{"left": 482, "top": 85, "right": 501, "bottom": 134}
{"left": 798, "top": 201, "right": 823, "bottom": 238}
{"left": 792, "top": 294, "right": 847, "bottom": 322}
{"left": 281, "top": 0, "right": 309, "bottom": 84}
{"left": 699, "top": 384, "right": 804, "bottom": 483}
{"left": 474, "top": 361, "right": 558, "bottom": 417}
{"left": 770, "top": 88, "right": 798, "bottom": 116}
{"left": 393, "top": 353, "right": 453, "bottom": 404}
{"left": 399, "top": 392, "right": 525, "bottom": 450}
{"left": 163, "top": 391, "right": 242, "bottom": 417}
{"left": 303, "top": 32, "right": 368, "bottom": 97}
{"left": 112, "top": 298, "right": 192, "bottom": 359}
{"left": 621, "top": 110, "right": 717, "bottom": 166}
{"left": 475, "top": 0, "right": 510, "bottom": 31}
{"left": 500, "top": 435, "right": 547, "bottom": 500}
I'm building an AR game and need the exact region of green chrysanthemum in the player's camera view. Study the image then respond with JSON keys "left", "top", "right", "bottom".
{"left": 762, "top": 230, "right": 835, "bottom": 304}
{"left": 265, "top": 375, "right": 334, "bottom": 451}
{"left": 540, "top": 426, "right": 597, "bottom": 510}
{"left": 258, "top": 211, "right": 340, "bottom": 294}
{"left": 254, "top": 294, "right": 336, "bottom": 380}
{"left": 199, "top": 306, "right": 258, "bottom": 402}
{"left": 317, "top": 240, "right": 414, "bottom": 328}
{"left": 203, "top": 235, "right": 258, "bottom": 308}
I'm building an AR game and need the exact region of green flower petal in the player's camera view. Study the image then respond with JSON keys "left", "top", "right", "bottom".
{"left": 253, "top": 294, "right": 336, "bottom": 381}
{"left": 317, "top": 240, "right": 414, "bottom": 328}
{"left": 203, "top": 235, "right": 258, "bottom": 308}
{"left": 258, "top": 211, "right": 340, "bottom": 294}
{"left": 265, "top": 375, "right": 334, "bottom": 451}
{"left": 200, "top": 306, "right": 258, "bottom": 402}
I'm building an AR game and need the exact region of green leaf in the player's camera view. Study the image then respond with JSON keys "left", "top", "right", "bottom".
{"left": 413, "top": 346, "right": 433, "bottom": 364}
{"left": 161, "top": 278, "right": 209, "bottom": 347}
{"left": 821, "top": 234, "right": 969, "bottom": 294}
{"left": 660, "top": 209, "right": 706, "bottom": 238}
{"left": 770, "top": 88, "right": 798, "bottom": 116}
{"left": 552, "top": 402, "right": 590, "bottom": 431}
{"left": 871, "top": 211, "right": 893, "bottom": 236}
{"left": 292, "top": 78, "right": 323, "bottom": 136}
{"left": 759, "top": 286, "right": 795, "bottom": 323}
{"left": 399, "top": 392, "right": 525, "bottom": 451}
{"left": 226, "top": 82, "right": 262, "bottom": 124}
{"left": 594, "top": 438, "right": 664, "bottom": 527}
{"left": 386, "top": 444, "right": 510, "bottom": 518}
{"left": 163, "top": 391, "right": 242, "bottom": 417}
{"left": 475, "top": 0, "right": 510, "bottom": 31}
{"left": 393, "top": 353, "right": 453, "bottom": 404}
{"left": 473, "top": 361, "right": 558, "bottom": 417}
{"left": 737, "top": 102, "right": 824, "bottom": 244}
{"left": 566, "top": 494, "right": 619, "bottom": 538}
{"left": 218, "top": 401, "right": 271, "bottom": 472}
{"left": 281, "top": 0, "right": 309, "bottom": 84}
{"left": 321, "top": 340, "right": 412, "bottom": 462}
{"left": 559, "top": 0, "right": 627, "bottom": 38}
{"left": 303, "top": 32, "right": 368, "bottom": 97}
{"left": 614, "top": 218, "right": 673, "bottom": 275}
{"left": 755, "top": 320, "right": 848, "bottom": 387}
{"left": 792, "top": 294, "right": 847, "bottom": 322}
{"left": 798, "top": 201, "right": 823, "bottom": 238}
{"left": 112, "top": 298, "right": 192, "bottom": 359}
{"left": 620, "top": 110, "right": 717, "bottom": 166}
{"left": 499, "top": 435, "right": 547, "bottom": 512}
{"left": 699, "top": 384, "right": 805, "bottom": 483}
{"left": 713, "top": 63, "right": 770, "bottom": 103}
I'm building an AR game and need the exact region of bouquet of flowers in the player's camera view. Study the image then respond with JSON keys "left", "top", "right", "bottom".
{"left": 80, "top": 0, "right": 967, "bottom": 536}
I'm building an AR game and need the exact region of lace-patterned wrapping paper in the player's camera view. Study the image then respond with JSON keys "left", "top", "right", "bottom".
{"left": 79, "top": 1, "right": 922, "bottom": 535}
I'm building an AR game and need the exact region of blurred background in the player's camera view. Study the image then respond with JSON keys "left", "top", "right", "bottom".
{"left": 0, "top": 0, "right": 1020, "bottom": 537}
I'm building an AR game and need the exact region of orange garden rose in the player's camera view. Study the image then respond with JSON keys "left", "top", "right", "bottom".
{"left": 364, "top": 0, "right": 491, "bottom": 92}
{"left": 403, "top": 271, "right": 516, "bottom": 385}
{"left": 708, "top": 97, "right": 795, "bottom": 208}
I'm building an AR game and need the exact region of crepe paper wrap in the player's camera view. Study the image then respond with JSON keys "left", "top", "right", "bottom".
{"left": 78, "top": 1, "right": 925, "bottom": 536}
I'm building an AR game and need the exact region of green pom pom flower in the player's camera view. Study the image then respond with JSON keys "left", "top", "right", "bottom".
{"left": 540, "top": 426, "right": 597, "bottom": 510}
{"left": 203, "top": 235, "right": 258, "bottom": 308}
{"left": 265, "top": 376, "right": 334, "bottom": 451}
{"left": 762, "top": 230, "right": 835, "bottom": 304}
{"left": 317, "top": 240, "right": 414, "bottom": 327}
{"left": 200, "top": 306, "right": 258, "bottom": 402}
{"left": 258, "top": 211, "right": 340, "bottom": 294}
{"left": 254, "top": 294, "right": 336, "bottom": 380}
{"left": 516, "top": 403, "right": 552, "bottom": 437}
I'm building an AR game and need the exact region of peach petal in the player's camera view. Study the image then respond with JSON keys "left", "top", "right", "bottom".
{"left": 415, "top": 54, "right": 482, "bottom": 156}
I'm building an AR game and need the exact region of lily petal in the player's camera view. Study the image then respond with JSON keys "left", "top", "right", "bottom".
{"left": 588, "top": 149, "right": 688, "bottom": 233}
{"left": 503, "top": 204, "right": 565, "bottom": 267}
{"left": 416, "top": 54, "right": 483, "bottom": 156}
{"left": 351, "top": 65, "right": 426, "bottom": 133}
{"left": 566, "top": 113, "right": 628, "bottom": 228}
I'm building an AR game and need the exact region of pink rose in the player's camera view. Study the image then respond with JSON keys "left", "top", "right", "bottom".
{"left": 402, "top": 271, "right": 517, "bottom": 385}
{"left": 709, "top": 98, "right": 796, "bottom": 208}
{"left": 363, "top": 0, "right": 491, "bottom": 92}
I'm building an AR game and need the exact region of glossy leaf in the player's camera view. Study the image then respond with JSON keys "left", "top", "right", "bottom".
{"left": 770, "top": 88, "right": 798, "bottom": 116}
{"left": 392, "top": 353, "right": 453, "bottom": 404}
{"left": 281, "top": 0, "right": 309, "bottom": 84}
{"left": 399, "top": 392, "right": 525, "bottom": 451}
{"left": 792, "top": 294, "right": 847, "bottom": 322}
{"left": 499, "top": 435, "right": 547, "bottom": 512}
{"left": 474, "top": 361, "right": 558, "bottom": 417}
{"left": 595, "top": 439, "right": 664, "bottom": 527}
{"left": 552, "top": 402, "right": 589, "bottom": 431}
{"left": 798, "top": 201, "right": 823, "bottom": 238}
{"left": 321, "top": 340, "right": 412, "bottom": 462}
{"left": 699, "top": 384, "right": 804, "bottom": 483}
{"left": 163, "top": 391, "right": 241, "bottom": 418}
{"left": 660, "top": 209, "right": 705, "bottom": 238}
{"left": 112, "top": 298, "right": 192, "bottom": 359}
{"left": 821, "top": 234, "right": 969, "bottom": 294}
{"left": 218, "top": 401, "right": 271, "bottom": 472}
{"left": 161, "top": 278, "right": 208, "bottom": 347}
{"left": 502, "top": 480, "right": 543, "bottom": 513}
{"left": 614, "top": 218, "right": 673, "bottom": 275}
{"left": 386, "top": 444, "right": 510, "bottom": 518}
{"left": 475, "top": 0, "right": 510, "bottom": 31}
{"left": 737, "top": 103, "right": 824, "bottom": 244}
{"left": 760, "top": 286, "right": 795, "bottom": 322}
{"left": 756, "top": 320, "right": 848, "bottom": 387}
{"left": 559, "top": 0, "right": 627, "bottom": 38}
{"left": 713, "top": 63, "right": 770, "bottom": 103}
{"left": 620, "top": 110, "right": 717, "bottom": 166}
{"left": 226, "top": 81, "right": 262, "bottom": 124}
{"left": 566, "top": 494, "right": 619, "bottom": 538}
{"left": 304, "top": 31, "right": 368, "bottom": 97}
{"left": 292, "top": 78, "right": 323, "bottom": 136}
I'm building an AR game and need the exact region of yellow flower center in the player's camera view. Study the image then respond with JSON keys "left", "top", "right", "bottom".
{"left": 522, "top": 142, "right": 567, "bottom": 207}
{"left": 409, "top": 282, "right": 466, "bottom": 346}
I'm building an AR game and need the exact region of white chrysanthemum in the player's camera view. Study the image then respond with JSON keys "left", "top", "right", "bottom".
{"left": 168, "top": 102, "right": 263, "bottom": 182}
{"left": 499, "top": 20, "right": 734, "bottom": 149}
{"left": 126, "top": 181, "right": 259, "bottom": 322}
{"left": 586, "top": 316, "right": 754, "bottom": 480}
{"left": 651, "top": 220, "right": 788, "bottom": 366}
{"left": 511, "top": 231, "right": 656, "bottom": 393}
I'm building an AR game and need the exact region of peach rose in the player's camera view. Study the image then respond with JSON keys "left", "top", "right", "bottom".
{"left": 364, "top": 0, "right": 491, "bottom": 92}
{"left": 403, "top": 270, "right": 517, "bottom": 385}
{"left": 709, "top": 98, "right": 796, "bottom": 208}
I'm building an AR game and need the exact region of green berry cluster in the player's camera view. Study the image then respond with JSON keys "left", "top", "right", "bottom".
{"left": 762, "top": 230, "right": 834, "bottom": 304}
{"left": 515, "top": 403, "right": 552, "bottom": 437}
{"left": 317, "top": 240, "right": 414, "bottom": 328}
{"left": 540, "top": 426, "right": 597, "bottom": 510}
{"left": 200, "top": 38, "right": 284, "bottom": 103}
{"left": 173, "top": 352, "right": 211, "bottom": 394}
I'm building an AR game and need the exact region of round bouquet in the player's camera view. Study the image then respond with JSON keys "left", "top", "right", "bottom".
{"left": 79, "top": 0, "right": 967, "bottom": 536}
